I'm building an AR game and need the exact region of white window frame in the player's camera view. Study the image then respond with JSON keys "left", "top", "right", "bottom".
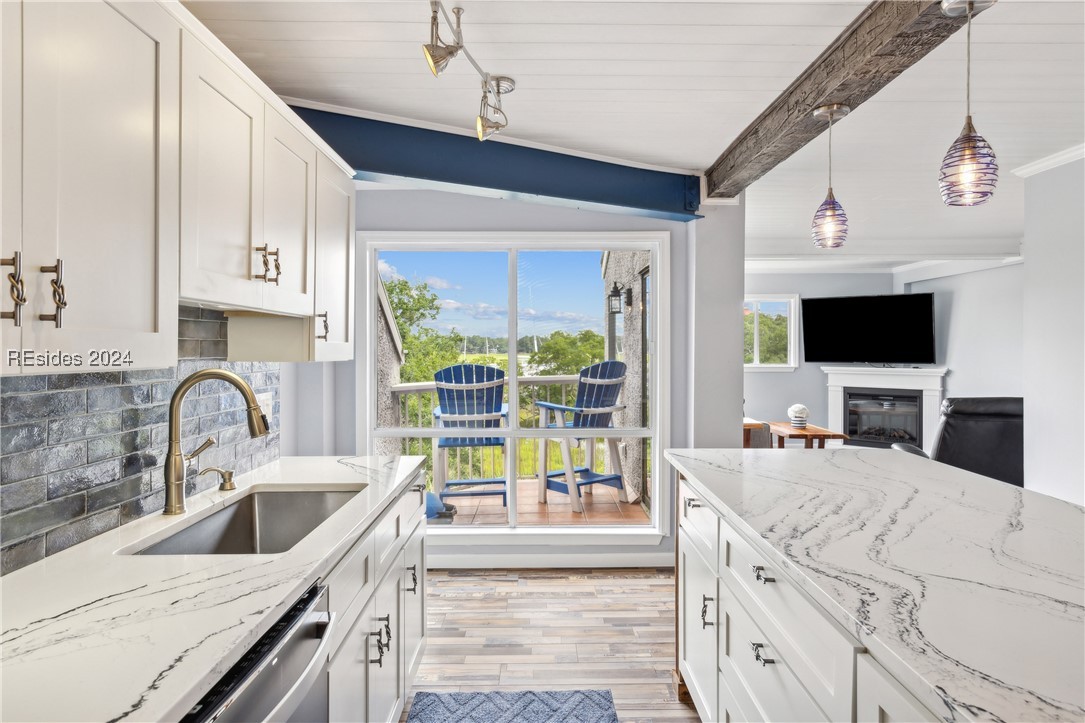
{"left": 744, "top": 294, "right": 799, "bottom": 372}
{"left": 358, "top": 231, "right": 670, "bottom": 550}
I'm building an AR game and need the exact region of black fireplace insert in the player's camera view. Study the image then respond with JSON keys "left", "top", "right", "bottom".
{"left": 844, "top": 387, "right": 922, "bottom": 449}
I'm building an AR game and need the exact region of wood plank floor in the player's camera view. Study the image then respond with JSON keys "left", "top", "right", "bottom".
{"left": 404, "top": 568, "right": 699, "bottom": 722}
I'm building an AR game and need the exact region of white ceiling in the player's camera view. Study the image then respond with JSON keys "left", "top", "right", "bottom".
{"left": 184, "top": 0, "right": 1085, "bottom": 265}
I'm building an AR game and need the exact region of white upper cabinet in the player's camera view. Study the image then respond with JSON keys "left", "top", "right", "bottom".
{"left": 179, "top": 30, "right": 264, "bottom": 311}
{"left": 261, "top": 109, "right": 317, "bottom": 316}
{"left": 313, "top": 154, "right": 356, "bottom": 361}
{"left": 2, "top": 0, "right": 179, "bottom": 374}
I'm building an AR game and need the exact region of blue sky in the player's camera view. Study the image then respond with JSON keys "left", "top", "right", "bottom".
{"left": 378, "top": 250, "right": 605, "bottom": 338}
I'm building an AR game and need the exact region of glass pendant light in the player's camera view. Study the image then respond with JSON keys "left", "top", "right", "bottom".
{"left": 810, "top": 104, "right": 851, "bottom": 249}
{"left": 939, "top": 0, "right": 998, "bottom": 206}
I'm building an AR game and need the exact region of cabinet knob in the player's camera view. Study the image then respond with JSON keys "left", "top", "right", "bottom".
{"left": 700, "top": 594, "right": 714, "bottom": 629}
{"left": 1, "top": 252, "right": 26, "bottom": 327}
{"left": 751, "top": 565, "right": 775, "bottom": 584}
{"left": 685, "top": 498, "right": 702, "bottom": 509}
{"left": 751, "top": 642, "right": 776, "bottom": 666}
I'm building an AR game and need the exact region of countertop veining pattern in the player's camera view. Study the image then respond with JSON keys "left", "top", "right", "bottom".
{"left": 0, "top": 456, "right": 424, "bottom": 723}
{"left": 664, "top": 448, "right": 1084, "bottom": 723}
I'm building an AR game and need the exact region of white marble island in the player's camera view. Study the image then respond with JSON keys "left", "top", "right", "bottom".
{"left": 665, "top": 447, "right": 1084, "bottom": 723}
{"left": 0, "top": 455, "right": 425, "bottom": 722}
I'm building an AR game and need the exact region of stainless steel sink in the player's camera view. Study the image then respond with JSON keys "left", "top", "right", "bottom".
{"left": 135, "top": 487, "right": 365, "bottom": 555}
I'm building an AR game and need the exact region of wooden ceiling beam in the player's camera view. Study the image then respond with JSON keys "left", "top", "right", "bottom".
{"left": 705, "top": 0, "right": 989, "bottom": 199}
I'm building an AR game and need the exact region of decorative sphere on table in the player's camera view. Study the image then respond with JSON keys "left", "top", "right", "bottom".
{"left": 787, "top": 404, "right": 809, "bottom": 428}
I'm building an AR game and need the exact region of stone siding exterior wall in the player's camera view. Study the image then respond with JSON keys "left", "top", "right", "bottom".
{"left": 374, "top": 296, "right": 403, "bottom": 456}
{"left": 0, "top": 306, "right": 280, "bottom": 575}
{"left": 602, "top": 250, "right": 651, "bottom": 503}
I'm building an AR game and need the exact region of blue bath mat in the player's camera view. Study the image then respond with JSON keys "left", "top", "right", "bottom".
{"left": 406, "top": 689, "right": 619, "bottom": 723}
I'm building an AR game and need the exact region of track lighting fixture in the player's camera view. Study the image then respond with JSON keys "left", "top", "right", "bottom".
{"left": 422, "top": 3, "right": 462, "bottom": 77}
{"left": 810, "top": 104, "right": 851, "bottom": 249}
{"left": 476, "top": 76, "right": 514, "bottom": 141}
{"left": 423, "top": 1, "right": 516, "bottom": 141}
{"left": 939, "top": 0, "right": 999, "bottom": 206}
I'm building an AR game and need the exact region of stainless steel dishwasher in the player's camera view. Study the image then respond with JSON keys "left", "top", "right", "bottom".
{"left": 181, "top": 584, "right": 335, "bottom": 723}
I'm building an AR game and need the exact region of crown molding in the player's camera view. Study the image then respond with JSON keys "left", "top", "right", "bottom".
{"left": 1012, "top": 144, "right": 1085, "bottom": 178}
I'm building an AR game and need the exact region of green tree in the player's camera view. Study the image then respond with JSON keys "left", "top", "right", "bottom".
{"left": 383, "top": 277, "right": 462, "bottom": 383}
{"left": 528, "top": 330, "right": 605, "bottom": 375}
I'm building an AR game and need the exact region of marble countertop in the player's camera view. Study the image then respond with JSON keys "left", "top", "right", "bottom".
{"left": 0, "top": 455, "right": 425, "bottom": 723}
{"left": 664, "top": 448, "right": 1085, "bottom": 723}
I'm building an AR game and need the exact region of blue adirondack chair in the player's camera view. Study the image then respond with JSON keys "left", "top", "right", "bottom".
{"left": 534, "top": 361, "right": 631, "bottom": 513}
{"left": 432, "top": 364, "right": 508, "bottom": 506}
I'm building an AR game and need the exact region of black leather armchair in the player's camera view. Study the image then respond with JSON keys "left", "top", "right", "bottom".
{"left": 891, "top": 397, "right": 1024, "bottom": 487}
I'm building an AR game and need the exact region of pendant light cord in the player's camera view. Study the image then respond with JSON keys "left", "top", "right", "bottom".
{"left": 966, "top": 2, "right": 972, "bottom": 116}
{"left": 827, "top": 112, "right": 833, "bottom": 187}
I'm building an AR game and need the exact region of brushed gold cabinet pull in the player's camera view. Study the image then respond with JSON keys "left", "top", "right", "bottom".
{"left": 39, "top": 259, "right": 67, "bottom": 328}
{"left": 1, "top": 252, "right": 26, "bottom": 327}
{"left": 253, "top": 245, "right": 280, "bottom": 285}
{"left": 316, "top": 311, "right": 329, "bottom": 340}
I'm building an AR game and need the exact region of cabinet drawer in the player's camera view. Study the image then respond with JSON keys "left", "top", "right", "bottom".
{"left": 398, "top": 477, "right": 426, "bottom": 530}
{"left": 719, "top": 520, "right": 858, "bottom": 722}
{"left": 719, "top": 665, "right": 763, "bottom": 723}
{"left": 721, "top": 591, "right": 826, "bottom": 723}
{"left": 679, "top": 477, "right": 719, "bottom": 566}
{"left": 856, "top": 653, "right": 939, "bottom": 723}
{"left": 326, "top": 532, "right": 376, "bottom": 656}
{"left": 374, "top": 476, "right": 423, "bottom": 580}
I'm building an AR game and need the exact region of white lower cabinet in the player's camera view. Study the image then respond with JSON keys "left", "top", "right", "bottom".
{"left": 401, "top": 522, "right": 427, "bottom": 684}
{"left": 678, "top": 529, "right": 718, "bottom": 723}
{"left": 677, "top": 475, "right": 940, "bottom": 723}
{"left": 366, "top": 553, "right": 404, "bottom": 723}
{"left": 328, "top": 595, "right": 374, "bottom": 723}
{"left": 856, "top": 654, "right": 939, "bottom": 723}
{"left": 325, "top": 480, "right": 425, "bottom": 722}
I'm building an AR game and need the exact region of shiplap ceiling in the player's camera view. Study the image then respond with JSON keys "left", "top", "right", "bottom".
{"left": 185, "top": 0, "right": 1085, "bottom": 262}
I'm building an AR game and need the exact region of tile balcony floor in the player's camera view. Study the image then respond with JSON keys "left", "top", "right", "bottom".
{"left": 434, "top": 477, "right": 650, "bottom": 527}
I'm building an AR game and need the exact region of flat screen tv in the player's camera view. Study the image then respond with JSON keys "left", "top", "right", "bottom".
{"left": 801, "top": 293, "right": 935, "bottom": 364}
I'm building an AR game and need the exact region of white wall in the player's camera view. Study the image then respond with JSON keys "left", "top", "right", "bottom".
{"left": 743, "top": 273, "right": 893, "bottom": 427}
{"left": 907, "top": 263, "right": 1024, "bottom": 398}
{"left": 1022, "top": 159, "right": 1084, "bottom": 504}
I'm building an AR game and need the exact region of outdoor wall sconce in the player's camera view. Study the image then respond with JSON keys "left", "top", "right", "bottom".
{"left": 609, "top": 283, "right": 633, "bottom": 315}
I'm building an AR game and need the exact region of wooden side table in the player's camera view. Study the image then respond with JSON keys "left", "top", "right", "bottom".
{"left": 767, "top": 422, "right": 849, "bottom": 449}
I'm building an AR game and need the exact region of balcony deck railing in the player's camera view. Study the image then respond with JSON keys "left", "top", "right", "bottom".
{"left": 388, "top": 375, "right": 603, "bottom": 484}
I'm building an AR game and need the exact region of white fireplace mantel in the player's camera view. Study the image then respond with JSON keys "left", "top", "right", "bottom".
{"left": 823, "top": 366, "right": 949, "bottom": 452}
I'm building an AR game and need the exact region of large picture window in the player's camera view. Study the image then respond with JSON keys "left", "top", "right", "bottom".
{"left": 363, "top": 234, "right": 667, "bottom": 540}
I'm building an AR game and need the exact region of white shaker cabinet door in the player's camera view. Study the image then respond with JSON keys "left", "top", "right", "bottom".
{"left": 312, "top": 153, "right": 355, "bottom": 362}
{"left": 401, "top": 523, "right": 427, "bottom": 685}
{"left": 179, "top": 30, "right": 264, "bottom": 310}
{"left": 328, "top": 595, "right": 374, "bottom": 723}
{"left": 18, "top": 0, "right": 179, "bottom": 371}
{"left": 678, "top": 530, "right": 719, "bottom": 723}
{"left": 368, "top": 556, "right": 404, "bottom": 723}
{"left": 260, "top": 108, "right": 316, "bottom": 316}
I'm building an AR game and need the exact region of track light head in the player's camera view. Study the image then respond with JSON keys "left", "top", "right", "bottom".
{"left": 423, "top": 42, "right": 459, "bottom": 77}
{"left": 476, "top": 76, "right": 514, "bottom": 141}
{"left": 422, "top": 4, "right": 462, "bottom": 77}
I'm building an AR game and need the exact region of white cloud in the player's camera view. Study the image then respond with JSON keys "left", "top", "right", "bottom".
{"left": 439, "top": 299, "right": 508, "bottom": 320}
{"left": 377, "top": 259, "right": 402, "bottom": 281}
{"left": 425, "top": 276, "right": 460, "bottom": 290}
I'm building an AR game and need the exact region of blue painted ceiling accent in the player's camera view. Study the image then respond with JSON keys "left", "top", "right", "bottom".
{"left": 291, "top": 106, "right": 702, "bottom": 222}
